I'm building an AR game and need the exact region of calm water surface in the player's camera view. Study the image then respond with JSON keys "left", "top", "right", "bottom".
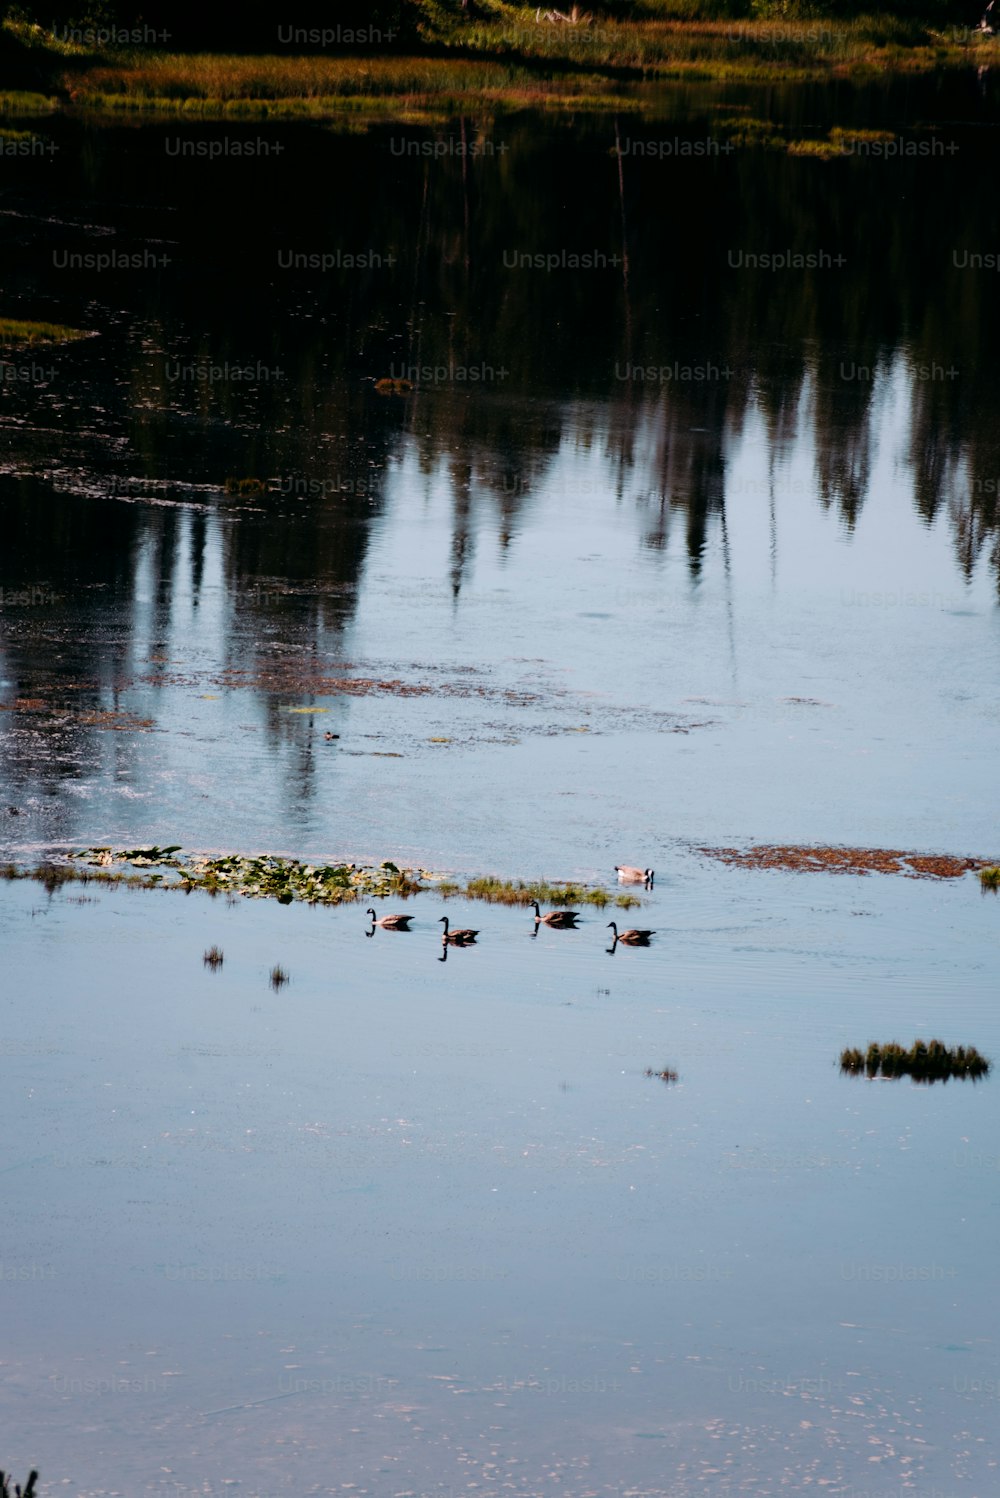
{"left": 1, "top": 75, "right": 999, "bottom": 1497}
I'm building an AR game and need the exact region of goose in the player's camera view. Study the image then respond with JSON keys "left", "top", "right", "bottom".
{"left": 366, "top": 908, "right": 414, "bottom": 930}
{"left": 607, "top": 921, "right": 655, "bottom": 945}
{"left": 439, "top": 915, "right": 479, "bottom": 944}
{"left": 615, "top": 865, "right": 654, "bottom": 884}
{"left": 530, "top": 900, "right": 579, "bottom": 928}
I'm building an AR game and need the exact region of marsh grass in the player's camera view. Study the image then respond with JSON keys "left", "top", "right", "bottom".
{"left": 979, "top": 866, "right": 1000, "bottom": 890}
{"left": 840, "top": 1040, "right": 991, "bottom": 1082}
{"left": 203, "top": 945, "right": 224, "bottom": 969}
{"left": 0, "top": 317, "right": 91, "bottom": 345}
{"left": 47, "top": 17, "right": 997, "bottom": 124}
{"left": 457, "top": 876, "right": 640, "bottom": 908}
{"left": 0, "top": 90, "right": 58, "bottom": 113}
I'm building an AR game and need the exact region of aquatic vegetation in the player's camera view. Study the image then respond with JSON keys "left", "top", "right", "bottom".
{"left": 0, "top": 1470, "right": 38, "bottom": 1498}
{"left": 61, "top": 847, "right": 423, "bottom": 904}
{"left": 24, "top": 16, "right": 992, "bottom": 129}
{"left": 269, "top": 965, "right": 289, "bottom": 990}
{"left": 700, "top": 844, "right": 996, "bottom": 879}
{"left": 223, "top": 476, "right": 269, "bottom": 496}
{"left": 0, "top": 90, "right": 58, "bottom": 114}
{"left": 840, "top": 1040, "right": 991, "bottom": 1083}
{"left": 715, "top": 115, "right": 785, "bottom": 150}
{"left": 203, "top": 945, "right": 224, "bottom": 969}
{"left": 4, "top": 849, "right": 634, "bottom": 914}
{"left": 978, "top": 866, "right": 1000, "bottom": 890}
{"left": 786, "top": 137, "right": 845, "bottom": 158}
{"left": 0, "top": 317, "right": 91, "bottom": 345}
{"left": 644, "top": 1066, "right": 679, "bottom": 1083}
{"left": 457, "top": 876, "right": 639, "bottom": 909}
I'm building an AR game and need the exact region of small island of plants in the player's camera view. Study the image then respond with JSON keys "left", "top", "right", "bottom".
{"left": 840, "top": 1040, "right": 991, "bottom": 1082}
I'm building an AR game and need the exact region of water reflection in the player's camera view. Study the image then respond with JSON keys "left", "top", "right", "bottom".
{"left": 2, "top": 81, "right": 999, "bottom": 855}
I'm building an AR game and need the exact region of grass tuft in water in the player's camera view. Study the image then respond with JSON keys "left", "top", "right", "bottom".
{"left": 203, "top": 945, "right": 224, "bottom": 969}
{"left": 461, "top": 876, "right": 636, "bottom": 908}
{"left": 0, "top": 1470, "right": 38, "bottom": 1498}
{"left": 0, "top": 316, "right": 91, "bottom": 345}
{"left": 269, "top": 965, "right": 289, "bottom": 991}
{"left": 223, "top": 476, "right": 269, "bottom": 495}
{"left": 0, "top": 90, "right": 58, "bottom": 113}
{"left": 979, "top": 866, "right": 1000, "bottom": 890}
{"left": 840, "top": 1040, "right": 991, "bottom": 1082}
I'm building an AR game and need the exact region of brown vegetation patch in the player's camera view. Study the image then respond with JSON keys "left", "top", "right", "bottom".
{"left": 73, "top": 709, "right": 154, "bottom": 731}
{"left": 698, "top": 845, "right": 994, "bottom": 879}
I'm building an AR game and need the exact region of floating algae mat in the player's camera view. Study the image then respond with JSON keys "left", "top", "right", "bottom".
{"left": 700, "top": 844, "right": 997, "bottom": 879}
{"left": 839, "top": 1040, "right": 991, "bottom": 1083}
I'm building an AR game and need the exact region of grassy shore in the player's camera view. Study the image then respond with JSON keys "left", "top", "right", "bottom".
{"left": 2, "top": 14, "right": 998, "bottom": 124}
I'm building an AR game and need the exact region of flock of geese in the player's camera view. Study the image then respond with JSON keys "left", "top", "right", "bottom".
{"left": 365, "top": 866, "right": 656, "bottom": 955}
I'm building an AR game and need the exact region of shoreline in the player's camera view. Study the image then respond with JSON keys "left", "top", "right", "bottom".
{"left": 2, "top": 20, "right": 999, "bottom": 124}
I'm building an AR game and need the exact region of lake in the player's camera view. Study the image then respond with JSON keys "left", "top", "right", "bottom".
{"left": 1, "top": 73, "right": 999, "bottom": 1498}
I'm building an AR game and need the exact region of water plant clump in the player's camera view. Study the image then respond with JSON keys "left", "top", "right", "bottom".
{"left": 840, "top": 1040, "right": 991, "bottom": 1082}
{"left": 0, "top": 316, "right": 91, "bottom": 344}
{"left": 979, "top": 866, "right": 1000, "bottom": 890}
{"left": 0, "top": 1471, "right": 38, "bottom": 1498}
{"left": 460, "top": 876, "right": 639, "bottom": 909}
{"left": 203, "top": 945, "right": 224, "bottom": 969}
{"left": 269, "top": 964, "right": 289, "bottom": 990}
{"left": 62, "top": 846, "right": 424, "bottom": 905}
{"left": 6, "top": 849, "right": 629, "bottom": 912}
{"left": 644, "top": 1067, "right": 679, "bottom": 1084}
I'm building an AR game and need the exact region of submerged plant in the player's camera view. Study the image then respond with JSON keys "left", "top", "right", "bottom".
{"left": 840, "top": 1040, "right": 991, "bottom": 1082}
{"left": 203, "top": 945, "right": 224, "bottom": 969}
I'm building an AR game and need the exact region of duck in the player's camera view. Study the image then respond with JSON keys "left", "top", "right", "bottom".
{"left": 439, "top": 915, "right": 479, "bottom": 944}
{"left": 366, "top": 908, "right": 413, "bottom": 930}
{"left": 615, "top": 865, "right": 654, "bottom": 884}
{"left": 530, "top": 900, "right": 579, "bottom": 928}
{"left": 606, "top": 921, "right": 655, "bottom": 945}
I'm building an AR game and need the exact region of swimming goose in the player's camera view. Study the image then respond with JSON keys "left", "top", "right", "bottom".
{"left": 607, "top": 921, "right": 655, "bottom": 944}
{"left": 439, "top": 915, "right": 479, "bottom": 943}
{"left": 615, "top": 865, "right": 654, "bottom": 884}
{"left": 530, "top": 900, "right": 579, "bottom": 928}
{"left": 366, "top": 908, "right": 414, "bottom": 930}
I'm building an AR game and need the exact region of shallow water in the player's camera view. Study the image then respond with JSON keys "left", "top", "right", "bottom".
{"left": 1, "top": 73, "right": 999, "bottom": 1497}
{"left": 2, "top": 867, "right": 999, "bottom": 1496}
